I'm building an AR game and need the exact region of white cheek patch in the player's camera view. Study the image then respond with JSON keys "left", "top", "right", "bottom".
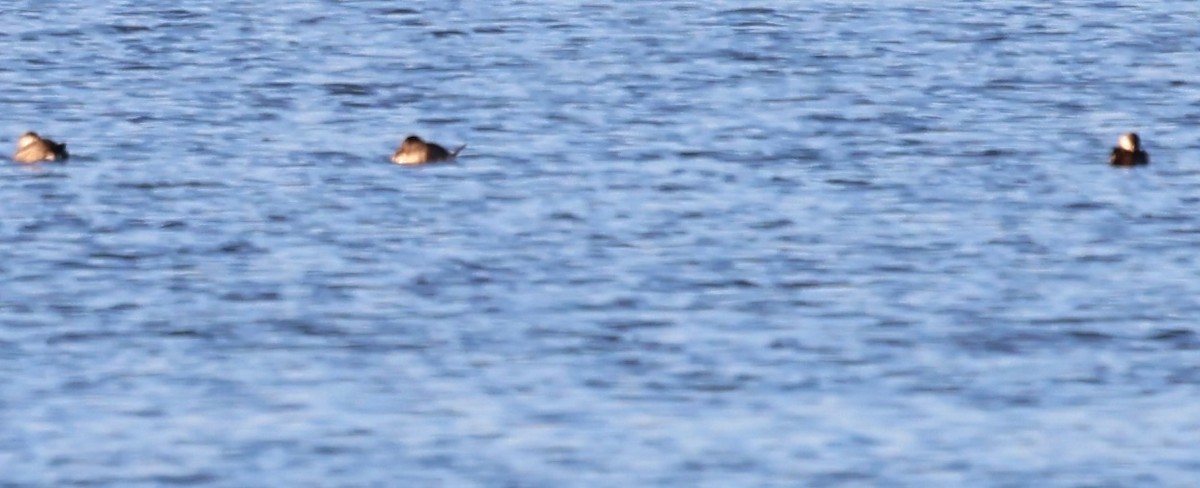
{"left": 1118, "top": 134, "right": 1137, "bottom": 152}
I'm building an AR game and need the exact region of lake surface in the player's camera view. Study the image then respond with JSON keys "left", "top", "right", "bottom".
{"left": 3, "top": 1, "right": 1200, "bottom": 486}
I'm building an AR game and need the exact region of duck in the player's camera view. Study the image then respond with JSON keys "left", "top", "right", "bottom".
{"left": 391, "top": 135, "right": 465, "bottom": 165}
{"left": 13, "top": 131, "right": 69, "bottom": 163}
{"left": 1109, "top": 132, "right": 1148, "bottom": 167}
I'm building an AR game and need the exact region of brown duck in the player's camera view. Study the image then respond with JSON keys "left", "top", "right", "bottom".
{"left": 1109, "top": 132, "right": 1148, "bottom": 167}
{"left": 13, "top": 131, "right": 69, "bottom": 163}
{"left": 391, "top": 135, "right": 465, "bottom": 165}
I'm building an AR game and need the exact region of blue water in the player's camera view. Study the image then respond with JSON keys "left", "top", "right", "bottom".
{"left": 4, "top": 1, "right": 1200, "bottom": 486}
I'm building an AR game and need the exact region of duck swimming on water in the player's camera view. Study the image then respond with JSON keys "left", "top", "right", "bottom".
{"left": 391, "top": 135, "right": 465, "bottom": 165}
{"left": 1109, "top": 132, "right": 1148, "bottom": 167}
{"left": 13, "top": 131, "right": 69, "bottom": 163}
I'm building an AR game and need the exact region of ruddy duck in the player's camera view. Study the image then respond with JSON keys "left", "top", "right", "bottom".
{"left": 1109, "top": 132, "right": 1148, "bottom": 166}
{"left": 391, "top": 135, "right": 465, "bottom": 165}
{"left": 13, "top": 131, "right": 69, "bottom": 163}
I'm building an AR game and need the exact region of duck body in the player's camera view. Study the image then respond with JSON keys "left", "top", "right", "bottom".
{"left": 391, "top": 135, "right": 465, "bottom": 165}
{"left": 1109, "top": 132, "right": 1148, "bottom": 167}
{"left": 13, "top": 131, "right": 69, "bottom": 163}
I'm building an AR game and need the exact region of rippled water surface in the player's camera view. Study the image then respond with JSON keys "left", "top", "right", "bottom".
{"left": 4, "top": 1, "right": 1200, "bottom": 486}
